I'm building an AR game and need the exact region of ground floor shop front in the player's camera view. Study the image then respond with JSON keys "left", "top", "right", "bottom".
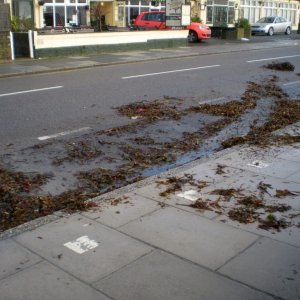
{"left": 5, "top": 0, "right": 300, "bottom": 30}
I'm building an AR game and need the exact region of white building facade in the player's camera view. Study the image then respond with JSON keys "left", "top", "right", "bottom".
{"left": 4, "top": 0, "right": 300, "bottom": 30}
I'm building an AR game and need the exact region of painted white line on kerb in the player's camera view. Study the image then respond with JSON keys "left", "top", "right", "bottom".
{"left": 38, "top": 127, "right": 91, "bottom": 141}
{"left": 0, "top": 86, "right": 63, "bottom": 97}
{"left": 64, "top": 235, "right": 99, "bottom": 254}
{"left": 247, "top": 55, "right": 300, "bottom": 63}
{"left": 122, "top": 65, "right": 221, "bottom": 79}
{"left": 283, "top": 81, "right": 300, "bottom": 86}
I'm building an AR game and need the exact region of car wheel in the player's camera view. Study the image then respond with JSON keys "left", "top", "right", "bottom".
{"left": 188, "top": 31, "right": 198, "bottom": 43}
{"left": 267, "top": 27, "right": 274, "bottom": 36}
{"left": 285, "top": 27, "right": 291, "bottom": 35}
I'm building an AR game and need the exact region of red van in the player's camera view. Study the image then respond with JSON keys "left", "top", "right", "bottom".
{"left": 134, "top": 11, "right": 211, "bottom": 42}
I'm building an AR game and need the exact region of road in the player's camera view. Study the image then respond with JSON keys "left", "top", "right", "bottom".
{"left": 1, "top": 35, "right": 300, "bottom": 230}
{"left": 0, "top": 39, "right": 300, "bottom": 152}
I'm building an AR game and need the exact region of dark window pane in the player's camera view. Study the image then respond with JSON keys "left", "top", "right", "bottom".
{"left": 207, "top": 6, "right": 213, "bottom": 23}
{"left": 44, "top": 7, "right": 54, "bottom": 26}
{"left": 78, "top": 7, "right": 87, "bottom": 25}
{"left": 130, "top": 7, "right": 139, "bottom": 21}
{"left": 55, "top": 6, "right": 65, "bottom": 26}
{"left": 228, "top": 7, "right": 234, "bottom": 23}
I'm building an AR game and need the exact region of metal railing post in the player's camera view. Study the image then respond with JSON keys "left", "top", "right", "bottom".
{"left": 10, "top": 31, "right": 15, "bottom": 60}
{"left": 28, "top": 30, "right": 35, "bottom": 58}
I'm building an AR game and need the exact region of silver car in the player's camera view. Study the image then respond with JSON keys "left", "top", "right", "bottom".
{"left": 251, "top": 16, "right": 291, "bottom": 36}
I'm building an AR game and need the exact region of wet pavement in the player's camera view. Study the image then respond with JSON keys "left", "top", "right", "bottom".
{"left": 0, "top": 140, "right": 299, "bottom": 300}
{"left": 0, "top": 34, "right": 300, "bottom": 300}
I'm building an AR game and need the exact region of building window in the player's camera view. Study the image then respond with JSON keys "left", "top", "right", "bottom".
{"left": 125, "top": 0, "right": 165, "bottom": 25}
{"left": 118, "top": 5, "right": 125, "bottom": 22}
{"left": 240, "top": 1, "right": 297, "bottom": 25}
{"left": 206, "top": 0, "right": 235, "bottom": 26}
{"left": 42, "top": 0, "right": 87, "bottom": 27}
{"left": 12, "top": 0, "right": 33, "bottom": 20}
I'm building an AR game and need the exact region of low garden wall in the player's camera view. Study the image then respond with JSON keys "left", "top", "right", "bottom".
{"left": 33, "top": 30, "right": 189, "bottom": 58}
{"left": 0, "top": 32, "right": 11, "bottom": 62}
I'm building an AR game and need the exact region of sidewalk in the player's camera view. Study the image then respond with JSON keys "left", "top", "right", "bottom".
{"left": 0, "top": 138, "right": 299, "bottom": 299}
{"left": 0, "top": 35, "right": 299, "bottom": 300}
{"left": 0, "top": 35, "right": 299, "bottom": 79}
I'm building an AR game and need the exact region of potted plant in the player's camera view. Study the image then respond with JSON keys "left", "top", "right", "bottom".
{"left": 191, "top": 15, "right": 202, "bottom": 23}
{"left": 235, "top": 18, "right": 251, "bottom": 39}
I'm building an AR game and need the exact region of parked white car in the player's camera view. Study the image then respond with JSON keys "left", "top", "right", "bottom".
{"left": 251, "top": 16, "right": 291, "bottom": 36}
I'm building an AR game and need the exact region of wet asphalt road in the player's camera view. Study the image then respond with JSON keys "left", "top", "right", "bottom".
{"left": 0, "top": 34, "right": 299, "bottom": 220}
{"left": 0, "top": 39, "right": 299, "bottom": 151}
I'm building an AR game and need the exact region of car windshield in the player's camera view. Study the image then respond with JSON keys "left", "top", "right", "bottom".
{"left": 257, "top": 17, "right": 275, "bottom": 23}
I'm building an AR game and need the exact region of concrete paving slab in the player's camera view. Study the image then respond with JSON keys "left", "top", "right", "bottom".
{"left": 136, "top": 183, "right": 219, "bottom": 219}
{"left": 214, "top": 146, "right": 300, "bottom": 179}
{"left": 4, "top": 64, "right": 51, "bottom": 73}
{"left": 119, "top": 207, "right": 258, "bottom": 270}
{"left": 136, "top": 162, "right": 242, "bottom": 219}
{"left": 177, "top": 170, "right": 300, "bottom": 246}
{"left": 0, "top": 261, "right": 109, "bottom": 300}
{"left": 65, "top": 60, "right": 100, "bottom": 67}
{"left": 0, "top": 239, "right": 42, "bottom": 280}
{"left": 68, "top": 56, "right": 90, "bottom": 59}
{"left": 278, "top": 146, "right": 300, "bottom": 163}
{"left": 14, "top": 214, "right": 152, "bottom": 283}
{"left": 111, "top": 51, "right": 150, "bottom": 56}
{"left": 215, "top": 214, "right": 300, "bottom": 247}
{"left": 22, "top": 65, "right": 52, "bottom": 72}
{"left": 274, "top": 122, "right": 300, "bottom": 139}
{"left": 282, "top": 83, "right": 300, "bottom": 100}
{"left": 219, "top": 237, "right": 300, "bottom": 300}
{"left": 197, "top": 170, "right": 300, "bottom": 209}
{"left": 94, "top": 250, "right": 273, "bottom": 300}
{"left": 82, "top": 193, "right": 160, "bottom": 228}
{"left": 177, "top": 160, "right": 243, "bottom": 182}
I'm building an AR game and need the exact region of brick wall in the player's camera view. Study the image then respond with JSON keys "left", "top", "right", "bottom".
{"left": 0, "top": 32, "right": 11, "bottom": 61}
{"left": 0, "top": 3, "right": 11, "bottom": 31}
{"left": 0, "top": 3, "right": 11, "bottom": 61}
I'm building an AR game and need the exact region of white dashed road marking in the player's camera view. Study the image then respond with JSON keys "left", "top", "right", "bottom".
{"left": 122, "top": 65, "right": 221, "bottom": 79}
{"left": 38, "top": 127, "right": 91, "bottom": 141}
{"left": 247, "top": 55, "right": 300, "bottom": 63}
{"left": 283, "top": 81, "right": 300, "bottom": 86}
{"left": 0, "top": 86, "right": 63, "bottom": 97}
